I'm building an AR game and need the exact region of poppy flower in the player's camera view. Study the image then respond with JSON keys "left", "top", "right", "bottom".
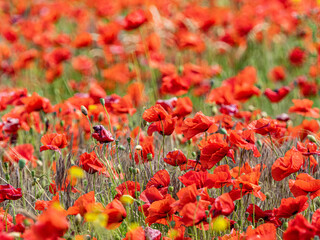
{"left": 246, "top": 223, "right": 277, "bottom": 240}
{"left": 172, "top": 97, "right": 193, "bottom": 119}
{"left": 289, "top": 47, "right": 306, "bottom": 66}
{"left": 164, "top": 150, "right": 188, "bottom": 167}
{"left": 274, "top": 195, "right": 309, "bottom": 219}
{"left": 246, "top": 204, "right": 281, "bottom": 226}
{"left": 289, "top": 173, "right": 320, "bottom": 200}
{"left": 200, "top": 134, "right": 234, "bottom": 170}
{"left": 179, "top": 201, "right": 209, "bottom": 227}
{"left": 0, "top": 184, "right": 22, "bottom": 203}
{"left": 115, "top": 181, "right": 140, "bottom": 200}
{"left": 146, "top": 170, "right": 170, "bottom": 195}
{"left": 103, "top": 199, "right": 127, "bottom": 230}
{"left": 92, "top": 125, "right": 114, "bottom": 143}
{"left": 40, "top": 133, "right": 68, "bottom": 153}
{"left": 1, "top": 118, "right": 20, "bottom": 134}
{"left": 179, "top": 171, "right": 208, "bottom": 189}
{"left": 156, "top": 97, "right": 177, "bottom": 113}
{"left": 147, "top": 116, "right": 177, "bottom": 136}
{"left": 145, "top": 195, "right": 176, "bottom": 226}
{"left": 123, "top": 226, "right": 145, "bottom": 240}
{"left": 271, "top": 147, "right": 304, "bottom": 181}
{"left": 35, "top": 194, "right": 59, "bottom": 211}
{"left": 73, "top": 32, "right": 92, "bottom": 48}
{"left": 134, "top": 136, "right": 154, "bottom": 164}
{"left": 283, "top": 214, "right": 316, "bottom": 240}
{"left": 289, "top": 99, "right": 320, "bottom": 118}
{"left": 23, "top": 206, "right": 69, "bottom": 240}
{"left": 229, "top": 130, "right": 261, "bottom": 158}
{"left": 139, "top": 187, "right": 165, "bottom": 217}
{"left": 247, "top": 118, "right": 281, "bottom": 136}
{"left": 264, "top": 86, "right": 290, "bottom": 103}
{"left": 79, "top": 151, "right": 106, "bottom": 174}
{"left": 312, "top": 209, "right": 320, "bottom": 236}
{"left": 205, "top": 165, "right": 232, "bottom": 189}
{"left": 143, "top": 104, "right": 170, "bottom": 122}
{"left": 4, "top": 144, "right": 36, "bottom": 166}
{"left": 67, "top": 191, "right": 96, "bottom": 216}
{"left": 181, "top": 112, "right": 217, "bottom": 139}
{"left": 22, "top": 92, "right": 52, "bottom": 113}
{"left": 296, "top": 76, "right": 317, "bottom": 97}
{"left": 124, "top": 10, "right": 147, "bottom": 30}
{"left": 160, "top": 74, "right": 190, "bottom": 96}
{"left": 213, "top": 193, "right": 235, "bottom": 217}
{"left": 269, "top": 66, "right": 286, "bottom": 82}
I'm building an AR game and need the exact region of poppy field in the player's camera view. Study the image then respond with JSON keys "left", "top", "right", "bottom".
{"left": 1, "top": 0, "right": 320, "bottom": 239}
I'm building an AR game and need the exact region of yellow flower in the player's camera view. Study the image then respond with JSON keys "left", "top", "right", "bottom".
{"left": 211, "top": 216, "right": 229, "bottom": 232}
{"left": 69, "top": 166, "right": 84, "bottom": 179}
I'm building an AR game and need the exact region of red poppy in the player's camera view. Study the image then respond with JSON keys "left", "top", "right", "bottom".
{"left": 181, "top": 112, "right": 217, "bottom": 139}
{"left": 289, "top": 99, "right": 319, "bottom": 118}
{"left": 179, "top": 171, "right": 208, "bottom": 189}
{"left": 246, "top": 223, "right": 277, "bottom": 240}
{"left": 35, "top": 194, "right": 59, "bottom": 211}
{"left": 247, "top": 118, "right": 281, "bottom": 136}
{"left": 172, "top": 97, "right": 193, "bottom": 119}
{"left": 104, "top": 199, "right": 127, "bottom": 230}
{"left": 124, "top": 10, "right": 147, "bottom": 30}
{"left": 164, "top": 150, "right": 188, "bottom": 166}
{"left": 139, "top": 187, "right": 165, "bottom": 217}
{"left": 160, "top": 74, "right": 190, "bottom": 96}
{"left": 23, "top": 206, "right": 69, "bottom": 240}
{"left": 213, "top": 193, "right": 235, "bottom": 217}
{"left": 145, "top": 195, "right": 176, "bottom": 226}
{"left": 4, "top": 144, "right": 37, "bottom": 166}
{"left": 142, "top": 104, "right": 169, "bottom": 122}
{"left": 200, "top": 134, "right": 234, "bottom": 170}
{"left": 283, "top": 214, "right": 316, "bottom": 240}
{"left": 79, "top": 151, "right": 106, "bottom": 174}
{"left": 147, "top": 116, "right": 177, "bottom": 136}
{"left": 22, "top": 92, "right": 52, "bottom": 113}
{"left": 271, "top": 147, "right": 304, "bottom": 181}
{"left": 73, "top": 32, "right": 92, "bottom": 48}
{"left": 115, "top": 181, "right": 140, "bottom": 200}
{"left": 179, "top": 201, "right": 209, "bottom": 227}
{"left": 92, "top": 125, "right": 114, "bottom": 143}
{"left": 146, "top": 170, "right": 170, "bottom": 195}
{"left": 205, "top": 165, "right": 232, "bottom": 189}
{"left": 229, "top": 130, "right": 261, "bottom": 158}
{"left": 312, "top": 209, "right": 320, "bottom": 236}
{"left": 264, "top": 86, "right": 290, "bottom": 103}
{"left": 40, "top": 133, "right": 68, "bottom": 153}
{"left": 134, "top": 136, "right": 154, "bottom": 164}
{"left": 269, "top": 66, "right": 286, "bottom": 82}
{"left": 289, "top": 47, "right": 306, "bottom": 66}
{"left": 246, "top": 204, "right": 281, "bottom": 226}
{"left": 0, "top": 184, "right": 22, "bottom": 203}
{"left": 275, "top": 196, "right": 309, "bottom": 218}
{"left": 67, "top": 191, "right": 96, "bottom": 216}
{"left": 289, "top": 173, "right": 320, "bottom": 200}
{"left": 123, "top": 226, "right": 145, "bottom": 240}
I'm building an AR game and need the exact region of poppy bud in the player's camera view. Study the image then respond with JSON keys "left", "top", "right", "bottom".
{"left": 314, "top": 236, "right": 319, "bottom": 240}
{"left": 81, "top": 105, "right": 88, "bottom": 116}
{"left": 212, "top": 106, "right": 218, "bottom": 115}
{"left": 283, "top": 221, "right": 288, "bottom": 229}
{"left": 307, "top": 134, "right": 317, "bottom": 143}
{"left": 208, "top": 205, "right": 212, "bottom": 211}
{"left": 98, "top": 113, "right": 104, "bottom": 122}
{"left": 31, "top": 170, "right": 35, "bottom": 178}
{"left": 84, "top": 235, "right": 91, "bottom": 240}
{"left": 129, "top": 167, "right": 133, "bottom": 173}
{"left": 4, "top": 162, "right": 9, "bottom": 170}
{"left": 23, "top": 219, "right": 31, "bottom": 227}
{"left": 100, "top": 98, "right": 105, "bottom": 106}
{"left": 205, "top": 210, "right": 210, "bottom": 216}
{"left": 5, "top": 173, "right": 10, "bottom": 181}
{"left": 191, "top": 151, "right": 197, "bottom": 158}
{"left": 147, "top": 153, "right": 153, "bottom": 161}
{"left": 207, "top": 217, "right": 212, "bottom": 223}
{"left": 83, "top": 179, "right": 88, "bottom": 187}
{"left": 257, "top": 140, "right": 262, "bottom": 147}
{"left": 19, "top": 159, "right": 26, "bottom": 170}
{"left": 60, "top": 120, "right": 64, "bottom": 127}
{"left": 219, "top": 128, "right": 228, "bottom": 135}
{"left": 168, "top": 186, "right": 174, "bottom": 193}
{"left": 75, "top": 213, "right": 82, "bottom": 225}
{"left": 36, "top": 189, "right": 44, "bottom": 199}
{"left": 118, "top": 145, "right": 125, "bottom": 151}
{"left": 135, "top": 168, "right": 140, "bottom": 174}
{"left": 196, "top": 195, "right": 201, "bottom": 202}
{"left": 170, "top": 221, "right": 176, "bottom": 228}
{"left": 37, "top": 160, "right": 43, "bottom": 167}
{"left": 135, "top": 145, "right": 142, "bottom": 151}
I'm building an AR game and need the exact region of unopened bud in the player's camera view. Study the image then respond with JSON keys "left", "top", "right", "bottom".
{"left": 257, "top": 140, "right": 262, "bottom": 147}
{"left": 135, "top": 145, "right": 142, "bottom": 151}
{"left": 168, "top": 186, "right": 174, "bottom": 193}
{"left": 19, "top": 159, "right": 26, "bottom": 170}
{"left": 75, "top": 213, "right": 82, "bottom": 225}
{"left": 81, "top": 106, "right": 88, "bottom": 116}
{"left": 307, "top": 134, "right": 317, "bottom": 143}
{"left": 100, "top": 98, "right": 105, "bottom": 106}
{"left": 219, "top": 128, "right": 228, "bottom": 135}
{"left": 147, "top": 153, "right": 153, "bottom": 161}
{"left": 98, "top": 113, "right": 104, "bottom": 122}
